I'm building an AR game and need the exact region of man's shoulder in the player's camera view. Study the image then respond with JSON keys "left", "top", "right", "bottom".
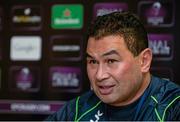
{"left": 151, "top": 76, "right": 180, "bottom": 93}
{"left": 151, "top": 75, "right": 180, "bottom": 103}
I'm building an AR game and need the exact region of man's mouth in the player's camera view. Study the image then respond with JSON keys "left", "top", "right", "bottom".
{"left": 98, "top": 85, "right": 115, "bottom": 95}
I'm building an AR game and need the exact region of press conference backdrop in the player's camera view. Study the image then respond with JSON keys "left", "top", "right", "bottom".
{"left": 0, "top": 0, "right": 179, "bottom": 120}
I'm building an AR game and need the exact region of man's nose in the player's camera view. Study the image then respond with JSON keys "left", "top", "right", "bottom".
{"left": 96, "top": 64, "right": 109, "bottom": 81}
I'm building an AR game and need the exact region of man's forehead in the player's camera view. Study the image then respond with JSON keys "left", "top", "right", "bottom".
{"left": 86, "top": 49, "right": 120, "bottom": 58}
{"left": 86, "top": 35, "right": 130, "bottom": 57}
{"left": 88, "top": 35, "right": 126, "bottom": 47}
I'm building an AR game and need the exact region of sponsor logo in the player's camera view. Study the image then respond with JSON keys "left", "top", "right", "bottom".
{"left": 15, "top": 67, "right": 33, "bottom": 90}
{"left": 138, "top": 1, "right": 174, "bottom": 27}
{"left": 49, "top": 66, "right": 82, "bottom": 92}
{"left": 51, "top": 4, "right": 83, "bottom": 29}
{"left": 11, "top": 103, "right": 50, "bottom": 112}
{"left": 10, "top": 36, "right": 42, "bottom": 61}
{"left": 148, "top": 34, "right": 173, "bottom": 60}
{"left": 0, "top": 100, "right": 64, "bottom": 114}
{"left": 11, "top": 6, "right": 42, "bottom": 30}
{"left": 93, "top": 3, "right": 128, "bottom": 18}
{"left": 50, "top": 36, "right": 82, "bottom": 61}
{"left": 9, "top": 66, "right": 40, "bottom": 92}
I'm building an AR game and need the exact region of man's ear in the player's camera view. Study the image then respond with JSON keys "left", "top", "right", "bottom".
{"left": 139, "top": 48, "right": 152, "bottom": 73}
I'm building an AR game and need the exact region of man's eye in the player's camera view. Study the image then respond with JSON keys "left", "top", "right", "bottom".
{"left": 107, "top": 59, "right": 117, "bottom": 64}
{"left": 88, "top": 60, "right": 97, "bottom": 64}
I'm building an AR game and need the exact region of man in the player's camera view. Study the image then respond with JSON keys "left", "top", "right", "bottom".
{"left": 46, "top": 12, "right": 180, "bottom": 121}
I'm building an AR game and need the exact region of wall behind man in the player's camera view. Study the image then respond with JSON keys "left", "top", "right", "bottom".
{"left": 0, "top": 0, "right": 179, "bottom": 120}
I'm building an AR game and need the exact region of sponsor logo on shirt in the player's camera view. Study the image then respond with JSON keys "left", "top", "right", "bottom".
{"left": 90, "top": 110, "right": 103, "bottom": 122}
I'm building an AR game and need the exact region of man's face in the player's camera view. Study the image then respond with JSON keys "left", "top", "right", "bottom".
{"left": 86, "top": 35, "right": 145, "bottom": 106}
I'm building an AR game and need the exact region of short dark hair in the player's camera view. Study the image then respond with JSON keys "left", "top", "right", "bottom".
{"left": 87, "top": 11, "right": 148, "bottom": 56}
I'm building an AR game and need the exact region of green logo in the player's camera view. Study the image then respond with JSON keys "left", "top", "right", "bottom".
{"left": 51, "top": 4, "right": 83, "bottom": 29}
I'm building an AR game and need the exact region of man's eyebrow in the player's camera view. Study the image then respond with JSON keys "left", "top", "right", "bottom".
{"left": 86, "top": 53, "right": 93, "bottom": 58}
{"left": 102, "top": 50, "right": 119, "bottom": 56}
{"left": 86, "top": 50, "right": 119, "bottom": 58}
